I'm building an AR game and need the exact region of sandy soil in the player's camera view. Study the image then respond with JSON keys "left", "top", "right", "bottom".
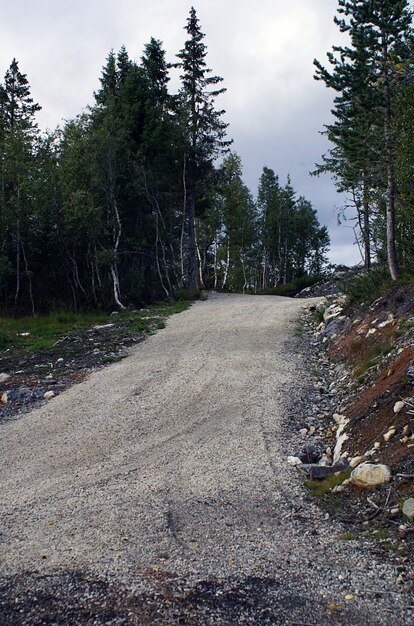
{"left": 0, "top": 294, "right": 412, "bottom": 625}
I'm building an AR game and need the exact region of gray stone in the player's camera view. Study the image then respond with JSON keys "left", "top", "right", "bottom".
{"left": 402, "top": 498, "right": 414, "bottom": 520}
{"left": 0, "top": 373, "right": 10, "bottom": 383}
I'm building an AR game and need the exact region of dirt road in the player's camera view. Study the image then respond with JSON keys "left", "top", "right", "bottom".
{"left": 0, "top": 294, "right": 411, "bottom": 624}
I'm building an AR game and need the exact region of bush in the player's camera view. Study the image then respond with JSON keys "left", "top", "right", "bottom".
{"left": 173, "top": 288, "right": 203, "bottom": 301}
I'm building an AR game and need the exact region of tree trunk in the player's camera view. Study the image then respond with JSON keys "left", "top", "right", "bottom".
{"left": 214, "top": 238, "right": 218, "bottom": 289}
{"left": 382, "top": 39, "right": 399, "bottom": 281}
{"left": 187, "top": 185, "right": 197, "bottom": 289}
{"left": 194, "top": 219, "right": 205, "bottom": 289}
{"left": 222, "top": 236, "right": 230, "bottom": 290}
{"left": 180, "top": 156, "right": 187, "bottom": 286}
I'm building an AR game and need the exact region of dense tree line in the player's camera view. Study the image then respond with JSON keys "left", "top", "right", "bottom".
{"left": 0, "top": 7, "right": 328, "bottom": 314}
{"left": 314, "top": 0, "right": 414, "bottom": 280}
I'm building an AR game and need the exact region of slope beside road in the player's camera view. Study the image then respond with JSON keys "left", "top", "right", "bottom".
{"left": 0, "top": 294, "right": 411, "bottom": 625}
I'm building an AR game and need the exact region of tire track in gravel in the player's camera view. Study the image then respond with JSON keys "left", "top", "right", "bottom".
{"left": 0, "top": 293, "right": 412, "bottom": 625}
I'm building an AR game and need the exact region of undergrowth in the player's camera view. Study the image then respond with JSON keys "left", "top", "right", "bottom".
{"left": 0, "top": 300, "right": 191, "bottom": 353}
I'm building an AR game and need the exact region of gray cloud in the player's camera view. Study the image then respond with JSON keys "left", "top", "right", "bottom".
{"left": 0, "top": 0, "right": 361, "bottom": 265}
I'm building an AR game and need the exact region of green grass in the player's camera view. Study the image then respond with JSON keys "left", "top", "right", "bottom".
{"left": 304, "top": 467, "right": 353, "bottom": 498}
{"left": 351, "top": 339, "right": 393, "bottom": 378}
{"left": 0, "top": 311, "right": 108, "bottom": 351}
{"left": 0, "top": 300, "right": 191, "bottom": 353}
{"left": 312, "top": 306, "right": 326, "bottom": 324}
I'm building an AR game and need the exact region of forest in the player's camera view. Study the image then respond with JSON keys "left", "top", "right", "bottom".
{"left": 0, "top": 8, "right": 329, "bottom": 315}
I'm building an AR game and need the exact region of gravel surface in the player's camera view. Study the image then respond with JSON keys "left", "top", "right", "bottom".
{"left": 0, "top": 293, "right": 412, "bottom": 625}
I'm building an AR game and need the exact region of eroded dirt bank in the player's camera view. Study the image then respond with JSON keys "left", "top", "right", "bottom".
{"left": 0, "top": 294, "right": 412, "bottom": 625}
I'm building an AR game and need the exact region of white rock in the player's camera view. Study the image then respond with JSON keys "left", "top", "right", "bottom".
{"left": 333, "top": 432, "right": 349, "bottom": 464}
{"left": 350, "top": 463, "right": 391, "bottom": 489}
{"left": 333, "top": 413, "right": 348, "bottom": 426}
{"left": 394, "top": 401, "right": 405, "bottom": 414}
{"left": 43, "top": 391, "right": 55, "bottom": 400}
{"left": 0, "top": 373, "right": 10, "bottom": 383}
{"left": 402, "top": 498, "right": 414, "bottom": 520}
{"left": 349, "top": 455, "right": 367, "bottom": 468}
{"left": 374, "top": 442, "right": 381, "bottom": 449}
{"left": 383, "top": 428, "right": 396, "bottom": 442}
{"left": 91, "top": 323, "right": 115, "bottom": 331}
{"left": 287, "top": 456, "right": 302, "bottom": 466}
{"left": 1, "top": 392, "right": 7, "bottom": 404}
{"left": 299, "top": 428, "right": 308, "bottom": 437}
{"left": 323, "top": 305, "right": 343, "bottom": 322}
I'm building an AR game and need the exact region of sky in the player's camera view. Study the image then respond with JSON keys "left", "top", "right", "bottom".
{"left": 0, "top": 0, "right": 363, "bottom": 265}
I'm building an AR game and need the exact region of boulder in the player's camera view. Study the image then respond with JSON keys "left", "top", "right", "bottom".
{"left": 350, "top": 463, "right": 391, "bottom": 489}
{"left": 394, "top": 401, "right": 405, "bottom": 414}
{"left": 402, "top": 498, "right": 414, "bottom": 520}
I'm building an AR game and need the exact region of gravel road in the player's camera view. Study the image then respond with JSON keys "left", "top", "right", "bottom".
{"left": 0, "top": 294, "right": 412, "bottom": 625}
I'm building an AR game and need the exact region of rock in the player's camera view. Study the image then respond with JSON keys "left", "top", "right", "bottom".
{"left": 298, "top": 464, "right": 337, "bottom": 479}
{"left": 0, "top": 373, "right": 10, "bottom": 383}
{"left": 319, "top": 316, "right": 350, "bottom": 340}
{"left": 1, "top": 392, "right": 7, "bottom": 404}
{"left": 91, "top": 323, "right": 115, "bottom": 331}
{"left": 43, "top": 391, "right": 55, "bottom": 400}
{"left": 407, "top": 365, "right": 414, "bottom": 378}
{"left": 298, "top": 457, "right": 349, "bottom": 480}
{"left": 383, "top": 428, "right": 396, "bottom": 442}
{"left": 402, "top": 498, "right": 414, "bottom": 520}
{"left": 402, "top": 425, "right": 412, "bottom": 436}
{"left": 374, "top": 442, "right": 381, "bottom": 449}
{"left": 299, "top": 444, "right": 322, "bottom": 464}
{"left": 287, "top": 456, "right": 302, "bottom": 466}
{"left": 349, "top": 455, "right": 367, "bottom": 468}
{"left": 350, "top": 463, "right": 391, "bottom": 489}
{"left": 394, "top": 401, "right": 405, "bottom": 414}
{"left": 333, "top": 432, "right": 349, "bottom": 464}
{"left": 299, "top": 428, "right": 308, "bottom": 437}
{"left": 323, "top": 304, "right": 343, "bottom": 322}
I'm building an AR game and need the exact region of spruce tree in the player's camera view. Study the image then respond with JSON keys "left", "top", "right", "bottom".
{"left": 176, "top": 6, "right": 231, "bottom": 288}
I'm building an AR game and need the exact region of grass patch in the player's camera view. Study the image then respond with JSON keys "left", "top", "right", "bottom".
{"left": 341, "top": 531, "right": 357, "bottom": 540}
{"left": 0, "top": 311, "right": 108, "bottom": 352}
{"left": 0, "top": 300, "right": 191, "bottom": 355}
{"left": 350, "top": 339, "right": 393, "bottom": 378}
{"left": 304, "top": 467, "right": 353, "bottom": 498}
{"left": 312, "top": 306, "right": 326, "bottom": 324}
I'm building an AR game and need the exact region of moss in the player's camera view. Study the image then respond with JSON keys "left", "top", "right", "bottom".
{"left": 304, "top": 467, "right": 353, "bottom": 498}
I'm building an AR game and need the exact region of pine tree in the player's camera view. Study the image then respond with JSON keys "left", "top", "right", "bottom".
{"left": 0, "top": 59, "right": 41, "bottom": 311}
{"left": 314, "top": 0, "right": 414, "bottom": 279}
{"left": 176, "top": 6, "right": 231, "bottom": 288}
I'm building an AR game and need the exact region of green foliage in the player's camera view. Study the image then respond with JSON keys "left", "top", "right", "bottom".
{"left": 314, "top": 0, "right": 414, "bottom": 279}
{"left": 342, "top": 268, "right": 392, "bottom": 304}
{"left": 173, "top": 288, "right": 203, "bottom": 301}
{"left": 0, "top": 10, "right": 330, "bottom": 316}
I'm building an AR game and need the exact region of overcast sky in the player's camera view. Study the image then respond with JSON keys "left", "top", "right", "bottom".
{"left": 0, "top": 0, "right": 363, "bottom": 265}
